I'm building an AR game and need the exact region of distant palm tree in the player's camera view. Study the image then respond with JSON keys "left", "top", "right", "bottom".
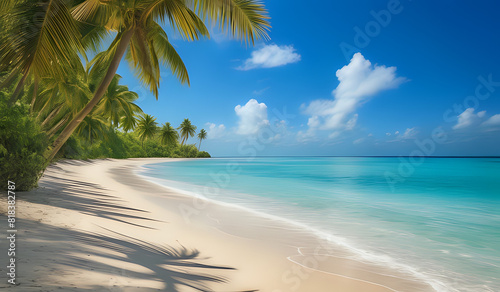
{"left": 95, "top": 74, "right": 142, "bottom": 129}
{"left": 160, "top": 122, "right": 179, "bottom": 146}
{"left": 197, "top": 129, "right": 207, "bottom": 151}
{"left": 178, "top": 119, "right": 197, "bottom": 146}
{"left": 136, "top": 114, "right": 158, "bottom": 147}
{"left": 120, "top": 114, "right": 138, "bottom": 133}
{"left": 74, "top": 113, "right": 109, "bottom": 145}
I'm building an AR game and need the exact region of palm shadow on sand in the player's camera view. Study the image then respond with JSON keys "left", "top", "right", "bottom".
{"left": 15, "top": 217, "right": 258, "bottom": 292}
{"left": 12, "top": 160, "right": 258, "bottom": 291}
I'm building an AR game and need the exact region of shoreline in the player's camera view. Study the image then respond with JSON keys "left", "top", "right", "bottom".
{"left": 136, "top": 160, "right": 443, "bottom": 292}
{"left": 0, "top": 158, "right": 434, "bottom": 291}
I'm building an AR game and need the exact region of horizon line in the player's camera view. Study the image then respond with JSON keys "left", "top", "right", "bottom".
{"left": 210, "top": 155, "right": 500, "bottom": 159}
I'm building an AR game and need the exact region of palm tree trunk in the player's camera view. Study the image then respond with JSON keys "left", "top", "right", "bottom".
{"left": 45, "top": 28, "right": 135, "bottom": 162}
{"left": 198, "top": 140, "right": 201, "bottom": 151}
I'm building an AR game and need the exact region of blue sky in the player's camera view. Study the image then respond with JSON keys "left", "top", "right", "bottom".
{"left": 116, "top": 0, "right": 500, "bottom": 157}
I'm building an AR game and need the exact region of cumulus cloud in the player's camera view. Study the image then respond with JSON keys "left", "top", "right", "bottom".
{"left": 238, "top": 44, "right": 301, "bottom": 70}
{"left": 205, "top": 123, "right": 226, "bottom": 139}
{"left": 453, "top": 108, "right": 486, "bottom": 130}
{"left": 302, "top": 53, "right": 406, "bottom": 138}
{"left": 235, "top": 99, "right": 269, "bottom": 135}
{"left": 482, "top": 114, "right": 500, "bottom": 127}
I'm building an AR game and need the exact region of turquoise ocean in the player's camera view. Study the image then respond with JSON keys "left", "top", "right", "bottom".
{"left": 138, "top": 157, "right": 500, "bottom": 292}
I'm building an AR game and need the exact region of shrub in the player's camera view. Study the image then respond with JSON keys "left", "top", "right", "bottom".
{"left": 197, "top": 151, "right": 211, "bottom": 158}
{"left": 0, "top": 93, "right": 48, "bottom": 191}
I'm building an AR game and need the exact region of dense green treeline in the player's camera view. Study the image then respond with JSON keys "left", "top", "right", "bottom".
{"left": 63, "top": 131, "right": 210, "bottom": 160}
{"left": 0, "top": 85, "right": 209, "bottom": 191}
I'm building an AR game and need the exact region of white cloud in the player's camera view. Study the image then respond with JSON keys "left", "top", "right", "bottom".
{"left": 387, "top": 127, "right": 418, "bottom": 142}
{"left": 297, "top": 130, "right": 316, "bottom": 142}
{"left": 307, "top": 116, "right": 320, "bottom": 128}
{"left": 346, "top": 114, "right": 358, "bottom": 130}
{"left": 453, "top": 108, "right": 486, "bottom": 130}
{"left": 253, "top": 87, "right": 270, "bottom": 95}
{"left": 235, "top": 99, "right": 269, "bottom": 135}
{"left": 205, "top": 123, "right": 226, "bottom": 139}
{"left": 353, "top": 138, "right": 365, "bottom": 144}
{"left": 238, "top": 44, "right": 301, "bottom": 70}
{"left": 482, "top": 114, "right": 500, "bottom": 127}
{"left": 328, "top": 131, "right": 341, "bottom": 139}
{"left": 302, "top": 53, "right": 406, "bottom": 138}
{"left": 400, "top": 127, "right": 418, "bottom": 139}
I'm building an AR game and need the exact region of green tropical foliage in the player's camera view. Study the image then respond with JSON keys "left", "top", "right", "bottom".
{"left": 136, "top": 114, "right": 158, "bottom": 146}
{"left": 178, "top": 118, "right": 197, "bottom": 145}
{"left": 0, "top": 92, "right": 48, "bottom": 191}
{"left": 95, "top": 74, "right": 142, "bottom": 128}
{"left": 0, "top": 0, "right": 84, "bottom": 100}
{"left": 197, "top": 128, "right": 207, "bottom": 150}
{"left": 160, "top": 122, "right": 179, "bottom": 146}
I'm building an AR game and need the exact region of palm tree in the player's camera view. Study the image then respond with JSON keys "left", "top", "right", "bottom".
{"left": 120, "top": 114, "right": 139, "bottom": 133}
{"left": 178, "top": 119, "right": 197, "bottom": 145}
{"left": 197, "top": 129, "right": 207, "bottom": 150}
{"left": 0, "top": 0, "right": 84, "bottom": 102}
{"left": 30, "top": 57, "right": 142, "bottom": 141}
{"left": 160, "top": 122, "right": 179, "bottom": 146}
{"left": 95, "top": 74, "right": 143, "bottom": 129}
{"left": 43, "top": 0, "right": 270, "bottom": 162}
{"left": 74, "top": 113, "right": 109, "bottom": 145}
{"left": 136, "top": 114, "right": 158, "bottom": 147}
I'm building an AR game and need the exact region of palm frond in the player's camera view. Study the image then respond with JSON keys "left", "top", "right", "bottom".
{"left": 142, "top": 0, "right": 209, "bottom": 41}
{"left": 126, "top": 24, "right": 161, "bottom": 98}
{"left": 192, "top": 0, "right": 270, "bottom": 44}
{"left": 0, "top": 0, "right": 84, "bottom": 87}
{"left": 78, "top": 21, "right": 111, "bottom": 53}
{"left": 150, "top": 22, "right": 189, "bottom": 85}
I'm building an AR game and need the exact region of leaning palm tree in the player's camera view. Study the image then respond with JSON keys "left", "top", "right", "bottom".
{"left": 178, "top": 119, "right": 197, "bottom": 145}
{"left": 160, "top": 122, "right": 179, "bottom": 146}
{"left": 197, "top": 129, "right": 207, "bottom": 150}
{"left": 135, "top": 114, "right": 158, "bottom": 147}
{"left": 42, "top": 0, "right": 270, "bottom": 162}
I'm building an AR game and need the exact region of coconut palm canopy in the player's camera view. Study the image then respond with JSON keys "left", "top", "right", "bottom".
{"left": 135, "top": 114, "right": 158, "bottom": 146}
{"left": 197, "top": 128, "right": 207, "bottom": 150}
{"left": 178, "top": 118, "right": 197, "bottom": 145}
{"left": 160, "top": 122, "right": 179, "bottom": 146}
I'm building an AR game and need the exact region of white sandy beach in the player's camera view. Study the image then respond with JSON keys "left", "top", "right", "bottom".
{"left": 0, "top": 158, "right": 435, "bottom": 291}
